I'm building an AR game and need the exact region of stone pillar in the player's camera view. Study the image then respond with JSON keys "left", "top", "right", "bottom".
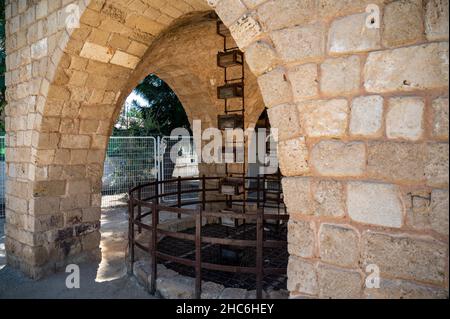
{"left": 213, "top": 0, "right": 449, "bottom": 298}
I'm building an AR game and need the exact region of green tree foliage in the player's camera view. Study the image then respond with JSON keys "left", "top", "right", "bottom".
{"left": 1, "top": 1, "right": 6, "bottom": 133}
{"left": 113, "top": 74, "right": 191, "bottom": 137}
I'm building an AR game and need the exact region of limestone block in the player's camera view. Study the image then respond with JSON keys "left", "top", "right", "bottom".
{"left": 229, "top": 14, "right": 263, "bottom": 49}
{"left": 282, "top": 177, "right": 314, "bottom": 215}
{"left": 127, "top": 41, "right": 148, "bottom": 57}
{"left": 311, "top": 180, "right": 346, "bottom": 217}
{"left": 271, "top": 23, "right": 325, "bottom": 63}
{"left": 215, "top": 0, "right": 247, "bottom": 26}
{"left": 82, "top": 207, "right": 102, "bottom": 223}
{"left": 133, "top": 260, "right": 152, "bottom": 289}
{"left": 81, "top": 230, "right": 101, "bottom": 251}
{"left": 364, "top": 43, "right": 449, "bottom": 93}
{"left": 406, "top": 189, "right": 449, "bottom": 236}
{"left": 430, "top": 189, "right": 449, "bottom": 236}
{"left": 60, "top": 194, "right": 91, "bottom": 211}
{"left": 267, "top": 103, "right": 301, "bottom": 142}
{"left": 33, "top": 180, "right": 66, "bottom": 197}
{"left": 425, "top": 142, "right": 449, "bottom": 187}
{"left": 257, "top": 0, "right": 318, "bottom": 31}
{"left": 241, "top": 0, "right": 266, "bottom": 9}
{"left": 364, "top": 278, "right": 448, "bottom": 299}
{"left": 110, "top": 51, "right": 140, "bottom": 69}
{"left": 257, "top": 68, "right": 292, "bottom": 107}
{"left": 278, "top": 137, "right": 310, "bottom": 176}
{"left": 367, "top": 141, "right": 425, "bottom": 183}
{"left": 245, "top": 41, "right": 278, "bottom": 76}
{"left": 425, "top": 0, "right": 449, "bottom": 41}
{"left": 157, "top": 275, "right": 195, "bottom": 299}
{"left": 298, "top": 99, "right": 348, "bottom": 137}
{"left": 382, "top": 0, "right": 424, "bottom": 47}
{"left": 431, "top": 97, "right": 449, "bottom": 139}
{"left": 350, "top": 95, "right": 384, "bottom": 137}
{"left": 31, "top": 38, "right": 48, "bottom": 60}
{"left": 80, "top": 8, "right": 102, "bottom": 27}
{"left": 328, "top": 13, "right": 381, "bottom": 54}
{"left": 318, "top": 264, "right": 362, "bottom": 299}
{"left": 319, "top": 224, "right": 359, "bottom": 268}
{"left": 80, "top": 42, "right": 113, "bottom": 63}
{"left": 386, "top": 97, "right": 424, "bottom": 141}
{"left": 287, "top": 256, "right": 318, "bottom": 295}
{"left": 288, "top": 219, "right": 316, "bottom": 258}
{"left": 321, "top": 55, "right": 361, "bottom": 96}
{"left": 60, "top": 134, "right": 91, "bottom": 149}
{"left": 29, "top": 196, "right": 60, "bottom": 216}
{"left": 67, "top": 179, "right": 91, "bottom": 195}
{"left": 361, "top": 231, "right": 447, "bottom": 285}
{"left": 311, "top": 141, "right": 366, "bottom": 177}
{"left": 347, "top": 182, "right": 403, "bottom": 228}
{"left": 289, "top": 63, "right": 318, "bottom": 102}
{"left": 318, "top": 0, "right": 385, "bottom": 19}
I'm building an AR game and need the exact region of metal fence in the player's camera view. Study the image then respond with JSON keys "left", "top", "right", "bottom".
{"left": 102, "top": 136, "right": 199, "bottom": 208}
{"left": 102, "top": 137, "right": 158, "bottom": 208}
{"left": 0, "top": 136, "right": 4, "bottom": 218}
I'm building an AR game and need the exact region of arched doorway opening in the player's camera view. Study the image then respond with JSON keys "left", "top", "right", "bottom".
{"left": 97, "top": 73, "right": 196, "bottom": 282}
{"left": 123, "top": 18, "right": 288, "bottom": 298}
{"left": 87, "top": 11, "right": 286, "bottom": 295}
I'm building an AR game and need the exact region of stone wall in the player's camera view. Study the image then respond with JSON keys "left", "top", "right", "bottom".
{"left": 4, "top": 0, "right": 449, "bottom": 298}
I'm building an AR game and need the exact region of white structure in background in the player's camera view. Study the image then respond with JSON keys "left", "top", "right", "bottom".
{"left": 172, "top": 144, "right": 199, "bottom": 178}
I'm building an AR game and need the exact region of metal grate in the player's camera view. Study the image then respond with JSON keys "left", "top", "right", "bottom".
{"left": 102, "top": 137, "right": 157, "bottom": 208}
{"left": 158, "top": 223, "right": 288, "bottom": 291}
{"left": 0, "top": 136, "right": 4, "bottom": 218}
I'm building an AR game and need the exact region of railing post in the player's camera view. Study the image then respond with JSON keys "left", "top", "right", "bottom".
{"left": 202, "top": 175, "right": 206, "bottom": 211}
{"left": 150, "top": 181, "right": 159, "bottom": 295}
{"left": 256, "top": 208, "right": 264, "bottom": 299}
{"left": 128, "top": 192, "right": 135, "bottom": 275}
{"left": 257, "top": 175, "right": 261, "bottom": 209}
{"left": 195, "top": 208, "right": 202, "bottom": 299}
{"left": 137, "top": 187, "right": 142, "bottom": 233}
{"left": 177, "top": 176, "right": 182, "bottom": 219}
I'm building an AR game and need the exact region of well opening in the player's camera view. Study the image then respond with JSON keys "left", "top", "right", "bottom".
{"left": 129, "top": 175, "right": 288, "bottom": 299}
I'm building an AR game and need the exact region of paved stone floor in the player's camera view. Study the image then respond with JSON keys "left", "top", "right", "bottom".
{"left": 0, "top": 208, "right": 156, "bottom": 299}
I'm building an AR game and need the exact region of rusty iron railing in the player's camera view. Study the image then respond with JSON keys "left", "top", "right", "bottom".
{"left": 128, "top": 175, "right": 289, "bottom": 299}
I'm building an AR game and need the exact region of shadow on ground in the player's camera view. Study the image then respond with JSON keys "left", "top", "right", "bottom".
{"left": 0, "top": 208, "right": 156, "bottom": 299}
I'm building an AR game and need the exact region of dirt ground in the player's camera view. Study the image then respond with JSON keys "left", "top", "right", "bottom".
{"left": 0, "top": 208, "right": 156, "bottom": 299}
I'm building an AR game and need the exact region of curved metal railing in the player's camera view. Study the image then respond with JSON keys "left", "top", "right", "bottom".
{"left": 128, "top": 176, "right": 289, "bottom": 299}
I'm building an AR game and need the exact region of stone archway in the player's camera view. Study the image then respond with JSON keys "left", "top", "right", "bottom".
{"left": 4, "top": 0, "right": 449, "bottom": 298}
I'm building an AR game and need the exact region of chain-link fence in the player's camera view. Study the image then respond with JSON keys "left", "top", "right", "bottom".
{"left": 102, "top": 137, "right": 158, "bottom": 208}
{"left": 102, "top": 136, "right": 200, "bottom": 208}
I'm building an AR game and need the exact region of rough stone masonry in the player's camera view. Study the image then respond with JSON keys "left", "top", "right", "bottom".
{"left": 3, "top": 0, "right": 449, "bottom": 298}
